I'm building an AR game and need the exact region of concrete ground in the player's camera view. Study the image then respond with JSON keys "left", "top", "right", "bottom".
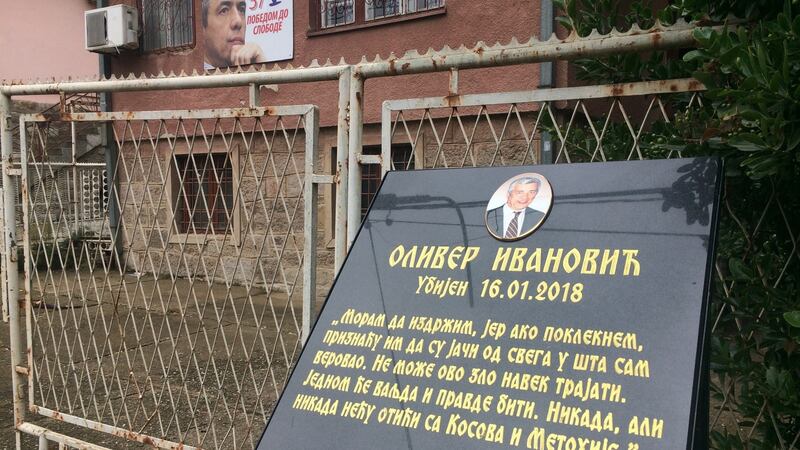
{"left": 1, "top": 319, "right": 23, "bottom": 448}
{"left": 0, "top": 268, "right": 314, "bottom": 449}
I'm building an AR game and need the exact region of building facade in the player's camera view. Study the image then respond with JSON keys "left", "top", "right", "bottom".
{"left": 102, "top": 0, "right": 564, "bottom": 290}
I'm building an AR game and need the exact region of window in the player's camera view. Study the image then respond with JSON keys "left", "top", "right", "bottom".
{"left": 366, "top": 0, "right": 441, "bottom": 20}
{"left": 366, "top": 0, "right": 399, "bottom": 20}
{"left": 321, "top": 0, "right": 355, "bottom": 27}
{"left": 140, "top": 0, "right": 194, "bottom": 51}
{"left": 173, "top": 153, "right": 233, "bottom": 234}
{"left": 314, "top": 0, "right": 444, "bottom": 32}
{"left": 360, "top": 144, "right": 414, "bottom": 219}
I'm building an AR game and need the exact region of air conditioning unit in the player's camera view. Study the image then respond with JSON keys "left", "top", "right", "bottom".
{"left": 85, "top": 5, "right": 139, "bottom": 53}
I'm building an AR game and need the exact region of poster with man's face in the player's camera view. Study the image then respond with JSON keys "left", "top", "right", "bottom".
{"left": 202, "top": 0, "right": 293, "bottom": 69}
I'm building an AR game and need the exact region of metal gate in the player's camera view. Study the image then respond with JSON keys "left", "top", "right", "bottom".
{"left": 2, "top": 18, "right": 796, "bottom": 449}
{"left": 375, "top": 77, "right": 799, "bottom": 449}
{"left": 378, "top": 78, "right": 705, "bottom": 173}
{"left": 14, "top": 105, "right": 324, "bottom": 449}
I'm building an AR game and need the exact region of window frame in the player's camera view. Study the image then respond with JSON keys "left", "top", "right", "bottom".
{"left": 309, "top": 0, "right": 445, "bottom": 36}
{"left": 168, "top": 147, "right": 241, "bottom": 245}
{"left": 138, "top": 0, "right": 196, "bottom": 53}
{"left": 359, "top": 143, "right": 415, "bottom": 220}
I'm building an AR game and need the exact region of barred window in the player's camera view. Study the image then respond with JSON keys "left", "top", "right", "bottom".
{"left": 366, "top": 0, "right": 442, "bottom": 20}
{"left": 365, "top": 0, "right": 399, "bottom": 20}
{"left": 173, "top": 153, "right": 233, "bottom": 234}
{"left": 140, "top": 0, "right": 195, "bottom": 51}
{"left": 321, "top": 0, "right": 355, "bottom": 28}
{"left": 360, "top": 144, "right": 414, "bottom": 219}
{"left": 314, "top": 0, "right": 444, "bottom": 31}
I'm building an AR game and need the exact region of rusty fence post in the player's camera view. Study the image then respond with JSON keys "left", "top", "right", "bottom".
{"left": 1, "top": 91, "right": 25, "bottom": 448}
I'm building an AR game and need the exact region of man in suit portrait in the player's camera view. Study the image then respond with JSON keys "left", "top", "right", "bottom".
{"left": 486, "top": 176, "right": 546, "bottom": 240}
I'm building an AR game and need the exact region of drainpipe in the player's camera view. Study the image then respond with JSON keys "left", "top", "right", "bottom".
{"left": 539, "top": 0, "right": 554, "bottom": 164}
{"left": 97, "top": 0, "right": 122, "bottom": 266}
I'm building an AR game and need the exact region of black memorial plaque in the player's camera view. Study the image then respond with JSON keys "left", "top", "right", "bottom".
{"left": 257, "top": 158, "right": 722, "bottom": 449}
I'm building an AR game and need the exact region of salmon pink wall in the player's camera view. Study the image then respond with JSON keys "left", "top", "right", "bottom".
{"left": 0, "top": 0, "right": 98, "bottom": 103}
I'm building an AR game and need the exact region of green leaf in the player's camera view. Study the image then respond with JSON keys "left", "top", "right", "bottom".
{"left": 742, "top": 153, "right": 785, "bottom": 178}
{"left": 555, "top": 16, "right": 575, "bottom": 31}
{"left": 728, "top": 258, "right": 754, "bottom": 281}
{"left": 785, "top": 311, "right": 800, "bottom": 328}
{"left": 782, "top": 40, "right": 790, "bottom": 84}
{"left": 787, "top": 126, "right": 800, "bottom": 151}
{"left": 693, "top": 27, "right": 714, "bottom": 44}
{"left": 683, "top": 50, "right": 707, "bottom": 62}
{"left": 778, "top": 13, "right": 792, "bottom": 32}
{"left": 728, "top": 135, "right": 767, "bottom": 152}
{"left": 567, "top": 0, "right": 577, "bottom": 21}
{"left": 738, "top": 108, "right": 770, "bottom": 122}
{"left": 691, "top": 70, "right": 718, "bottom": 89}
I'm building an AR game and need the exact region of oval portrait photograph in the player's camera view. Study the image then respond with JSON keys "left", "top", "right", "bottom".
{"left": 485, "top": 173, "right": 553, "bottom": 241}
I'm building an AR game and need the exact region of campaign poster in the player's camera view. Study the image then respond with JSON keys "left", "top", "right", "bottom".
{"left": 202, "top": 0, "right": 293, "bottom": 70}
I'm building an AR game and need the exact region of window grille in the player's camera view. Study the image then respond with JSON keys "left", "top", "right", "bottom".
{"left": 321, "top": 0, "right": 355, "bottom": 28}
{"left": 140, "top": 0, "right": 194, "bottom": 51}
{"left": 366, "top": 0, "right": 442, "bottom": 20}
{"left": 173, "top": 153, "right": 233, "bottom": 234}
{"left": 316, "top": 0, "right": 443, "bottom": 30}
{"left": 360, "top": 144, "right": 413, "bottom": 219}
{"left": 366, "top": 0, "right": 400, "bottom": 20}
{"left": 80, "top": 169, "right": 108, "bottom": 221}
{"left": 406, "top": 0, "right": 442, "bottom": 13}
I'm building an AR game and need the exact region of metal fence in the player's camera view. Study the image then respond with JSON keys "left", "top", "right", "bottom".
{"left": 375, "top": 79, "right": 799, "bottom": 449}
{"left": 1, "top": 18, "right": 796, "bottom": 450}
{"left": 2, "top": 64, "right": 351, "bottom": 449}
{"left": 17, "top": 106, "right": 321, "bottom": 449}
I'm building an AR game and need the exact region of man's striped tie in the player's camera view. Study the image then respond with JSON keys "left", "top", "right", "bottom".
{"left": 505, "top": 211, "right": 521, "bottom": 238}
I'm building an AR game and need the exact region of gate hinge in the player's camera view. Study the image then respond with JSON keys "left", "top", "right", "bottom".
{"left": 15, "top": 365, "right": 29, "bottom": 376}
